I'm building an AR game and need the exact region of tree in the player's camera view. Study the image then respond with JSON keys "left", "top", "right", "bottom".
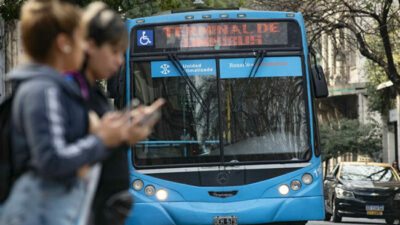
{"left": 305, "top": 0, "right": 400, "bottom": 93}
{"left": 319, "top": 118, "right": 382, "bottom": 176}
{"left": 248, "top": 0, "right": 400, "bottom": 93}
{"left": 0, "top": 0, "right": 246, "bottom": 21}
{"left": 365, "top": 59, "right": 396, "bottom": 114}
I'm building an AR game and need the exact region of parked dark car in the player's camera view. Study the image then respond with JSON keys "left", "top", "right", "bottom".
{"left": 324, "top": 161, "right": 400, "bottom": 224}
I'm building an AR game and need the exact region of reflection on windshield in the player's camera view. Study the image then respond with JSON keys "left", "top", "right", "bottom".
{"left": 220, "top": 76, "right": 309, "bottom": 162}
{"left": 131, "top": 60, "right": 310, "bottom": 167}
{"left": 132, "top": 62, "right": 220, "bottom": 166}
{"left": 340, "top": 165, "right": 398, "bottom": 182}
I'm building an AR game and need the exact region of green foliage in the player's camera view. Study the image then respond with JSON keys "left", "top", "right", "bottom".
{"left": 0, "top": 0, "right": 246, "bottom": 21}
{"left": 121, "top": 0, "right": 161, "bottom": 18}
{"left": 201, "top": 0, "right": 244, "bottom": 8}
{"left": 365, "top": 61, "right": 396, "bottom": 114}
{"left": 320, "top": 119, "right": 382, "bottom": 162}
{"left": 0, "top": 0, "right": 24, "bottom": 22}
{"left": 363, "top": 30, "right": 399, "bottom": 114}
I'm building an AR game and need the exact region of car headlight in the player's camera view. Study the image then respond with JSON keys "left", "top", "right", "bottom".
{"left": 335, "top": 187, "right": 354, "bottom": 199}
{"left": 394, "top": 193, "right": 400, "bottom": 200}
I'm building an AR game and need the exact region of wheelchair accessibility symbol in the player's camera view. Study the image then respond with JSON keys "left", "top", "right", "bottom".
{"left": 137, "top": 30, "right": 153, "bottom": 46}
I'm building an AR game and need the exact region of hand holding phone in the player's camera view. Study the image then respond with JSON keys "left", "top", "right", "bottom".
{"left": 136, "top": 98, "right": 165, "bottom": 126}
{"left": 126, "top": 98, "right": 164, "bottom": 126}
{"left": 123, "top": 98, "right": 165, "bottom": 145}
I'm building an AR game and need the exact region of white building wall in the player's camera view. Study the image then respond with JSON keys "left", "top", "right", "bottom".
{"left": 387, "top": 132, "right": 396, "bottom": 164}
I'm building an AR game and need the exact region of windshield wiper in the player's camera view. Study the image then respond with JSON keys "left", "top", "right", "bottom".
{"left": 167, "top": 53, "right": 208, "bottom": 112}
{"left": 233, "top": 50, "right": 266, "bottom": 112}
{"left": 366, "top": 168, "right": 390, "bottom": 181}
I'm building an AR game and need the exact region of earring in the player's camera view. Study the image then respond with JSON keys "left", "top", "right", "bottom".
{"left": 63, "top": 45, "right": 71, "bottom": 54}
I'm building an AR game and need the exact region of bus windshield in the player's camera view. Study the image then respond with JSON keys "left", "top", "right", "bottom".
{"left": 131, "top": 56, "right": 310, "bottom": 167}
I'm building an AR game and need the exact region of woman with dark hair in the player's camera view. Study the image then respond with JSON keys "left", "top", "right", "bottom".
{"left": 0, "top": 0, "right": 134, "bottom": 224}
{"left": 70, "top": 3, "right": 164, "bottom": 225}
{"left": 392, "top": 160, "right": 399, "bottom": 174}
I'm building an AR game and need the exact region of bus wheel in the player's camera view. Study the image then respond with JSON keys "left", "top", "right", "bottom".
{"left": 324, "top": 212, "right": 331, "bottom": 221}
{"left": 385, "top": 218, "right": 394, "bottom": 225}
{"left": 332, "top": 197, "right": 342, "bottom": 222}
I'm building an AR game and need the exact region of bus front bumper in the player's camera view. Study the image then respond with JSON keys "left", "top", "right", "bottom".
{"left": 125, "top": 196, "right": 324, "bottom": 225}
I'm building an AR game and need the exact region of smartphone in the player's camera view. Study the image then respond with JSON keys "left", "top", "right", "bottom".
{"left": 125, "top": 98, "right": 140, "bottom": 112}
{"left": 138, "top": 109, "right": 161, "bottom": 126}
{"left": 125, "top": 98, "right": 164, "bottom": 125}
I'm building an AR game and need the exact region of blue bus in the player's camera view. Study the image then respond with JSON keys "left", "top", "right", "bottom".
{"left": 112, "top": 9, "right": 328, "bottom": 225}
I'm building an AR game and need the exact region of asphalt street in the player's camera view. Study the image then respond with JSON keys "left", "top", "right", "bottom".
{"left": 307, "top": 218, "right": 397, "bottom": 225}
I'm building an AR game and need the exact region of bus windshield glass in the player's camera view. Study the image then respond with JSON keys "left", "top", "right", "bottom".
{"left": 131, "top": 56, "right": 310, "bottom": 167}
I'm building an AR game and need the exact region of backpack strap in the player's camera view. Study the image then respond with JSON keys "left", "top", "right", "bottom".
{"left": 63, "top": 71, "right": 89, "bottom": 100}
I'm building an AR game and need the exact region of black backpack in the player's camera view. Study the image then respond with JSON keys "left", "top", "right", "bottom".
{"left": 0, "top": 93, "right": 16, "bottom": 203}
{"left": 0, "top": 77, "right": 42, "bottom": 203}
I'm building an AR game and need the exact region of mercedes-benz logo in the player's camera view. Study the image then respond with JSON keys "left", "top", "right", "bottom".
{"left": 216, "top": 172, "right": 229, "bottom": 184}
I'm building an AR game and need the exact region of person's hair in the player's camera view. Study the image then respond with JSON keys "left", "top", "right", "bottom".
{"left": 20, "top": 0, "right": 82, "bottom": 62}
{"left": 82, "top": 2, "right": 127, "bottom": 50}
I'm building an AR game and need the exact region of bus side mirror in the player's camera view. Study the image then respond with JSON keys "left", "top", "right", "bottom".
{"left": 107, "top": 66, "right": 126, "bottom": 109}
{"left": 311, "top": 65, "right": 328, "bottom": 98}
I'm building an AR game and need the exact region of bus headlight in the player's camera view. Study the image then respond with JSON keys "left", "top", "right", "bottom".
{"left": 335, "top": 187, "right": 354, "bottom": 199}
{"left": 132, "top": 179, "right": 144, "bottom": 191}
{"left": 302, "top": 173, "right": 313, "bottom": 185}
{"left": 156, "top": 189, "right": 168, "bottom": 201}
{"left": 144, "top": 185, "right": 156, "bottom": 196}
{"left": 290, "top": 180, "right": 302, "bottom": 191}
{"left": 278, "top": 184, "right": 290, "bottom": 195}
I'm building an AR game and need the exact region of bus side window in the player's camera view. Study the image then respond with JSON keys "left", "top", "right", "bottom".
{"left": 308, "top": 53, "right": 321, "bottom": 157}
{"left": 313, "top": 104, "right": 321, "bottom": 157}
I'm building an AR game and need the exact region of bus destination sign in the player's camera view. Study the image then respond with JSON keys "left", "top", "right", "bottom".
{"left": 156, "top": 22, "right": 288, "bottom": 48}
{"left": 135, "top": 21, "right": 296, "bottom": 51}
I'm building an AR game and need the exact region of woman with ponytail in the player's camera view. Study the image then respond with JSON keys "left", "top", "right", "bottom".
{"left": 70, "top": 3, "right": 164, "bottom": 225}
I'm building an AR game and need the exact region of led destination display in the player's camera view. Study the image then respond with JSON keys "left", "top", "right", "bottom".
{"left": 134, "top": 21, "right": 301, "bottom": 51}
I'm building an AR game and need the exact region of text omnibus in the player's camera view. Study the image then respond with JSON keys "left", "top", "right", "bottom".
{"left": 111, "top": 9, "right": 328, "bottom": 225}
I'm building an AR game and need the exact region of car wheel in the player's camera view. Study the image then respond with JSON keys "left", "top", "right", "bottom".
{"left": 385, "top": 218, "right": 394, "bottom": 224}
{"left": 331, "top": 197, "right": 342, "bottom": 223}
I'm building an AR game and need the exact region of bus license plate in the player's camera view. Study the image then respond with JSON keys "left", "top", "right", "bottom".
{"left": 213, "top": 216, "right": 238, "bottom": 225}
{"left": 366, "top": 205, "right": 384, "bottom": 215}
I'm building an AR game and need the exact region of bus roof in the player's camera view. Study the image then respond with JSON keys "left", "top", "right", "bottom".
{"left": 126, "top": 10, "right": 304, "bottom": 27}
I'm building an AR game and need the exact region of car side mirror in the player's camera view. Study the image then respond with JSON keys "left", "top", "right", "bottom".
{"left": 311, "top": 65, "right": 328, "bottom": 98}
{"left": 325, "top": 174, "right": 335, "bottom": 181}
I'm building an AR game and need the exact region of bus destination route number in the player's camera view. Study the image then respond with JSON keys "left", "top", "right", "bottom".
{"left": 213, "top": 216, "right": 238, "bottom": 225}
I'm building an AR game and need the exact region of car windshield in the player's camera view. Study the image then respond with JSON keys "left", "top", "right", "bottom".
{"left": 131, "top": 58, "right": 310, "bottom": 167}
{"left": 340, "top": 165, "right": 399, "bottom": 182}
